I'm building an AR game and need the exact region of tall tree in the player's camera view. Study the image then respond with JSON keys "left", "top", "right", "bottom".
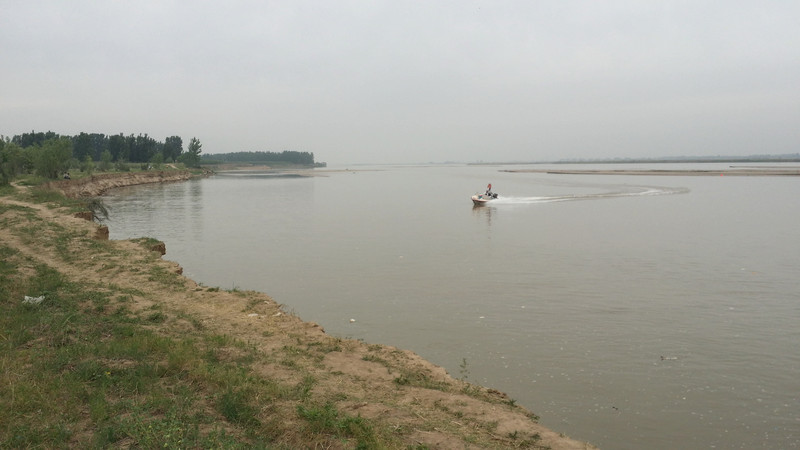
{"left": 13, "top": 130, "right": 59, "bottom": 148}
{"left": 163, "top": 136, "right": 183, "bottom": 162}
{"left": 73, "top": 132, "right": 93, "bottom": 161}
{"left": 107, "top": 134, "right": 128, "bottom": 161}
{"left": 129, "top": 134, "right": 157, "bottom": 163}
{"left": 181, "top": 137, "right": 202, "bottom": 168}
{"left": 33, "top": 137, "right": 72, "bottom": 179}
{"left": 1, "top": 139, "right": 26, "bottom": 185}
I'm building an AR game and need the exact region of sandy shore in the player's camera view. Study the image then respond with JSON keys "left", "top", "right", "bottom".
{"left": 502, "top": 167, "right": 800, "bottom": 176}
{"left": 1, "top": 171, "right": 595, "bottom": 449}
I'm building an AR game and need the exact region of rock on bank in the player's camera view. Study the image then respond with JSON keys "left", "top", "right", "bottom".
{"left": 46, "top": 170, "right": 195, "bottom": 198}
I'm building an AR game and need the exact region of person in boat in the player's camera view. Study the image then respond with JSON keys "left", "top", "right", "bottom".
{"left": 484, "top": 183, "right": 492, "bottom": 196}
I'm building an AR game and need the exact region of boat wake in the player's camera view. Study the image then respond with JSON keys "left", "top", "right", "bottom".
{"left": 490, "top": 185, "right": 688, "bottom": 205}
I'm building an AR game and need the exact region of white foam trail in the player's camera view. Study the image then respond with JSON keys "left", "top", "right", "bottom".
{"left": 492, "top": 186, "right": 688, "bottom": 205}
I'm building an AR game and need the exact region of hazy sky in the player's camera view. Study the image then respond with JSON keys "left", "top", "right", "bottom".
{"left": 2, "top": 1, "right": 799, "bottom": 165}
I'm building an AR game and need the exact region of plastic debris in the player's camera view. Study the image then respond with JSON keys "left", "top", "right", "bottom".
{"left": 23, "top": 295, "right": 45, "bottom": 305}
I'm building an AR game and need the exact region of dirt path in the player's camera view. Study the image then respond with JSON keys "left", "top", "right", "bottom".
{"left": 0, "top": 176, "right": 596, "bottom": 449}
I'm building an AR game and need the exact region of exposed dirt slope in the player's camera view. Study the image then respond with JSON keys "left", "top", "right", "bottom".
{"left": 45, "top": 170, "right": 194, "bottom": 197}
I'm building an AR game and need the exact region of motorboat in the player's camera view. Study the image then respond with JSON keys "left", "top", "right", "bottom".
{"left": 471, "top": 193, "right": 498, "bottom": 205}
{"left": 472, "top": 183, "right": 498, "bottom": 205}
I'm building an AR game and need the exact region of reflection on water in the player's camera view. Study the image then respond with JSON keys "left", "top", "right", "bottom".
{"left": 472, "top": 203, "right": 495, "bottom": 229}
{"left": 104, "top": 165, "right": 800, "bottom": 450}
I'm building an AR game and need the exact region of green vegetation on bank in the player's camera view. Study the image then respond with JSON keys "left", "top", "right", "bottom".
{"left": 201, "top": 150, "right": 325, "bottom": 168}
{"left": 1, "top": 131, "right": 204, "bottom": 186}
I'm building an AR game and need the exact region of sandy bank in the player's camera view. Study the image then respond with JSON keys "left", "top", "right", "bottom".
{"left": 503, "top": 167, "right": 800, "bottom": 176}
{"left": 1, "top": 172, "right": 596, "bottom": 449}
{"left": 45, "top": 170, "right": 196, "bottom": 197}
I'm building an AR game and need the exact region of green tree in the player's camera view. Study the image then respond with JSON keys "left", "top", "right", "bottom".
{"left": 1, "top": 138, "right": 26, "bottom": 185}
{"left": 33, "top": 138, "right": 73, "bottom": 179}
{"left": 73, "top": 132, "right": 93, "bottom": 161}
{"left": 12, "top": 130, "right": 59, "bottom": 148}
{"left": 150, "top": 151, "right": 164, "bottom": 168}
{"left": 130, "top": 134, "right": 157, "bottom": 163}
{"left": 108, "top": 133, "right": 129, "bottom": 161}
{"left": 180, "top": 137, "right": 202, "bottom": 168}
{"left": 163, "top": 136, "right": 183, "bottom": 162}
{"left": 83, "top": 154, "right": 95, "bottom": 175}
{"left": 99, "top": 149, "right": 112, "bottom": 171}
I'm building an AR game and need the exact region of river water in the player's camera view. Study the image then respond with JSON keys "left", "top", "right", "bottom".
{"left": 103, "top": 164, "right": 800, "bottom": 449}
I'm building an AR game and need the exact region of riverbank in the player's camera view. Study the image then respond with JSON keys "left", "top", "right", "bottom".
{"left": 0, "top": 173, "right": 594, "bottom": 449}
{"left": 44, "top": 169, "right": 201, "bottom": 197}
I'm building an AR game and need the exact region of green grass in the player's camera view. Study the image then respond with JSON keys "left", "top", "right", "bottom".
{"left": 0, "top": 275, "right": 293, "bottom": 447}
{"left": 0, "top": 235, "right": 296, "bottom": 447}
{"left": 296, "top": 401, "right": 379, "bottom": 448}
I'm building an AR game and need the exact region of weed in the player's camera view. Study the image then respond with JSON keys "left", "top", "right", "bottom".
{"left": 243, "top": 296, "right": 262, "bottom": 312}
{"left": 146, "top": 311, "right": 167, "bottom": 323}
{"left": 459, "top": 357, "right": 470, "bottom": 381}
{"left": 147, "top": 265, "right": 183, "bottom": 288}
{"left": 393, "top": 372, "right": 450, "bottom": 392}
{"left": 362, "top": 354, "right": 389, "bottom": 366}
{"left": 218, "top": 388, "right": 260, "bottom": 427}
{"left": 297, "top": 401, "right": 378, "bottom": 447}
{"left": 295, "top": 374, "right": 316, "bottom": 399}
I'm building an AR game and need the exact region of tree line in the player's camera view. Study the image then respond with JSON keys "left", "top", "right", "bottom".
{"left": 202, "top": 150, "right": 318, "bottom": 166}
{"left": 1, "top": 130, "right": 203, "bottom": 185}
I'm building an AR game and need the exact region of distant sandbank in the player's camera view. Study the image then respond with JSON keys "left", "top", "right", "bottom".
{"left": 503, "top": 167, "right": 800, "bottom": 176}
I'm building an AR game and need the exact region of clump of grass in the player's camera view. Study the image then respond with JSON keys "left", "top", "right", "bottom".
{"left": 393, "top": 371, "right": 450, "bottom": 392}
{"left": 296, "top": 401, "right": 379, "bottom": 447}
{"left": 218, "top": 388, "right": 260, "bottom": 427}
{"left": 362, "top": 354, "right": 389, "bottom": 366}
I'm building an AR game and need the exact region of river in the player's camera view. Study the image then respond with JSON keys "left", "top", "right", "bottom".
{"left": 104, "top": 163, "right": 800, "bottom": 449}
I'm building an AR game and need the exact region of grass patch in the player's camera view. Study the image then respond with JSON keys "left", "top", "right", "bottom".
{"left": 0, "top": 224, "right": 285, "bottom": 447}
{"left": 297, "top": 401, "right": 380, "bottom": 448}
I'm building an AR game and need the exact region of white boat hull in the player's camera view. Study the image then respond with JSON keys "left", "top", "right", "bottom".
{"left": 471, "top": 194, "right": 495, "bottom": 205}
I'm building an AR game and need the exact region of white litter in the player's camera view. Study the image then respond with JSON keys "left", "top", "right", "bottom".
{"left": 23, "top": 295, "right": 45, "bottom": 305}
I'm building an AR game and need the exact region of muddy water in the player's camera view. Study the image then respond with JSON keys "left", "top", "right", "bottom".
{"left": 104, "top": 164, "right": 800, "bottom": 449}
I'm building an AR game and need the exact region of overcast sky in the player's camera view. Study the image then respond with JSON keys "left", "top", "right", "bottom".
{"left": 2, "top": 1, "right": 799, "bottom": 165}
